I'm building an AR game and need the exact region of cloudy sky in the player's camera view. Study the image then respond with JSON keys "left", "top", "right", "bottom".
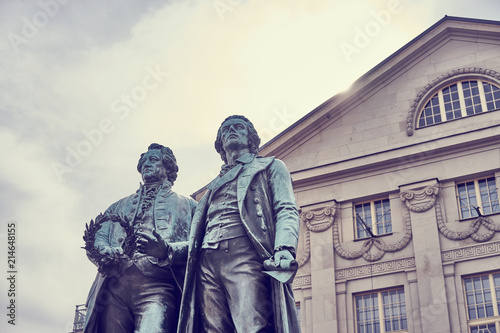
{"left": 1, "top": 0, "right": 500, "bottom": 332}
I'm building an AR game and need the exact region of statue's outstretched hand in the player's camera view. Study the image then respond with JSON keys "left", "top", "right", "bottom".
{"left": 136, "top": 229, "right": 169, "bottom": 260}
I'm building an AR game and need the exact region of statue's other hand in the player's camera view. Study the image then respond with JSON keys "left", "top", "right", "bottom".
{"left": 136, "top": 229, "right": 169, "bottom": 260}
{"left": 98, "top": 246, "right": 124, "bottom": 259}
{"left": 272, "top": 249, "right": 294, "bottom": 268}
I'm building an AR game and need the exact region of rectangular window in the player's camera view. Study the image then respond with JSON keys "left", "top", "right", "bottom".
{"left": 296, "top": 302, "right": 301, "bottom": 327}
{"left": 464, "top": 273, "right": 500, "bottom": 332}
{"left": 457, "top": 177, "right": 500, "bottom": 219}
{"left": 355, "top": 199, "right": 392, "bottom": 239}
{"left": 355, "top": 288, "right": 407, "bottom": 333}
{"left": 470, "top": 324, "right": 497, "bottom": 333}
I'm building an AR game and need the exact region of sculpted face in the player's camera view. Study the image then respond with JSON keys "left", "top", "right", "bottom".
{"left": 140, "top": 150, "right": 167, "bottom": 184}
{"left": 220, "top": 119, "right": 250, "bottom": 152}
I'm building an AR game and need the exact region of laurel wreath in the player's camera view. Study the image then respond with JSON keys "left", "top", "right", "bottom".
{"left": 83, "top": 213, "right": 137, "bottom": 276}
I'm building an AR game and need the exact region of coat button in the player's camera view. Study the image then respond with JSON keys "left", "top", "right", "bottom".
{"left": 250, "top": 185, "right": 257, "bottom": 191}
{"left": 118, "top": 238, "right": 124, "bottom": 242}
{"left": 262, "top": 226, "right": 267, "bottom": 231}
{"left": 254, "top": 198, "right": 260, "bottom": 204}
{"left": 133, "top": 200, "right": 138, "bottom": 204}
{"left": 129, "top": 208, "right": 134, "bottom": 213}
{"left": 256, "top": 212, "right": 263, "bottom": 217}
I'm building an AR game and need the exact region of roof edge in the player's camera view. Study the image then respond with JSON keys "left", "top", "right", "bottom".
{"left": 259, "top": 15, "right": 500, "bottom": 154}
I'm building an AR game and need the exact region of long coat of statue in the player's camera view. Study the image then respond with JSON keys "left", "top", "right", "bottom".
{"left": 177, "top": 155, "right": 301, "bottom": 333}
{"left": 84, "top": 180, "right": 196, "bottom": 333}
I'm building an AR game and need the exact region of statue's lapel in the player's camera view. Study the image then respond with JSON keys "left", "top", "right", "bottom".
{"left": 125, "top": 183, "right": 143, "bottom": 226}
{"left": 237, "top": 157, "right": 273, "bottom": 212}
{"left": 206, "top": 164, "right": 243, "bottom": 194}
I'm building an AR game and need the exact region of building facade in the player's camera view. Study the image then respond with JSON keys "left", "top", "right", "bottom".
{"left": 259, "top": 16, "right": 500, "bottom": 333}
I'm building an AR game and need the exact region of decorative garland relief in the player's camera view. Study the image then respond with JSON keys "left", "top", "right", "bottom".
{"left": 297, "top": 183, "right": 500, "bottom": 266}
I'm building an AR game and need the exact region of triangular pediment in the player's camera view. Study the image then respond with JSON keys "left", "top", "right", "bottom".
{"left": 260, "top": 16, "right": 500, "bottom": 180}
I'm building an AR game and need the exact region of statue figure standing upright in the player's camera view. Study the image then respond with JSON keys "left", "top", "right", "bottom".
{"left": 83, "top": 143, "right": 197, "bottom": 333}
{"left": 178, "top": 115, "right": 301, "bottom": 333}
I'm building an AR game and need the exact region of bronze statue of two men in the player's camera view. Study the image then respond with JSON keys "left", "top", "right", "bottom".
{"left": 83, "top": 115, "right": 301, "bottom": 333}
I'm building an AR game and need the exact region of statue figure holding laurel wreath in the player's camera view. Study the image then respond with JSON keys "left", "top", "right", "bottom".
{"left": 83, "top": 143, "right": 196, "bottom": 333}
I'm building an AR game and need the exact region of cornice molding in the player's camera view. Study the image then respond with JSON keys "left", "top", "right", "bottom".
{"left": 291, "top": 132, "right": 500, "bottom": 191}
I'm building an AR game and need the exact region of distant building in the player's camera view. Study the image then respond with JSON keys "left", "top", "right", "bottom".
{"left": 259, "top": 16, "right": 500, "bottom": 333}
{"left": 70, "top": 304, "right": 86, "bottom": 333}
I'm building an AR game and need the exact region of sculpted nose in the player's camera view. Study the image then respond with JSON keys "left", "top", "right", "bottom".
{"left": 224, "top": 126, "right": 236, "bottom": 138}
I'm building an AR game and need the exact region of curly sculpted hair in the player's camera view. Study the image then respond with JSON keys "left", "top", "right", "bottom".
{"left": 136, "top": 143, "right": 178, "bottom": 184}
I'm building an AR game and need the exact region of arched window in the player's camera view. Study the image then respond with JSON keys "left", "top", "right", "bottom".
{"left": 417, "top": 79, "right": 500, "bottom": 128}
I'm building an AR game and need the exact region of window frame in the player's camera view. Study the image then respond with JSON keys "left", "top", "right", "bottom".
{"left": 416, "top": 79, "right": 500, "bottom": 129}
{"left": 354, "top": 287, "right": 408, "bottom": 333}
{"left": 296, "top": 302, "right": 301, "bottom": 327}
{"left": 463, "top": 272, "right": 500, "bottom": 333}
{"left": 354, "top": 198, "right": 392, "bottom": 239}
{"left": 456, "top": 176, "right": 500, "bottom": 220}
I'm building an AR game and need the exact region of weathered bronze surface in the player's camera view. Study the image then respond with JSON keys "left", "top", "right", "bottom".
{"left": 178, "top": 115, "right": 301, "bottom": 333}
{"left": 83, "top": 144, "right": 196, "bottom": 333}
